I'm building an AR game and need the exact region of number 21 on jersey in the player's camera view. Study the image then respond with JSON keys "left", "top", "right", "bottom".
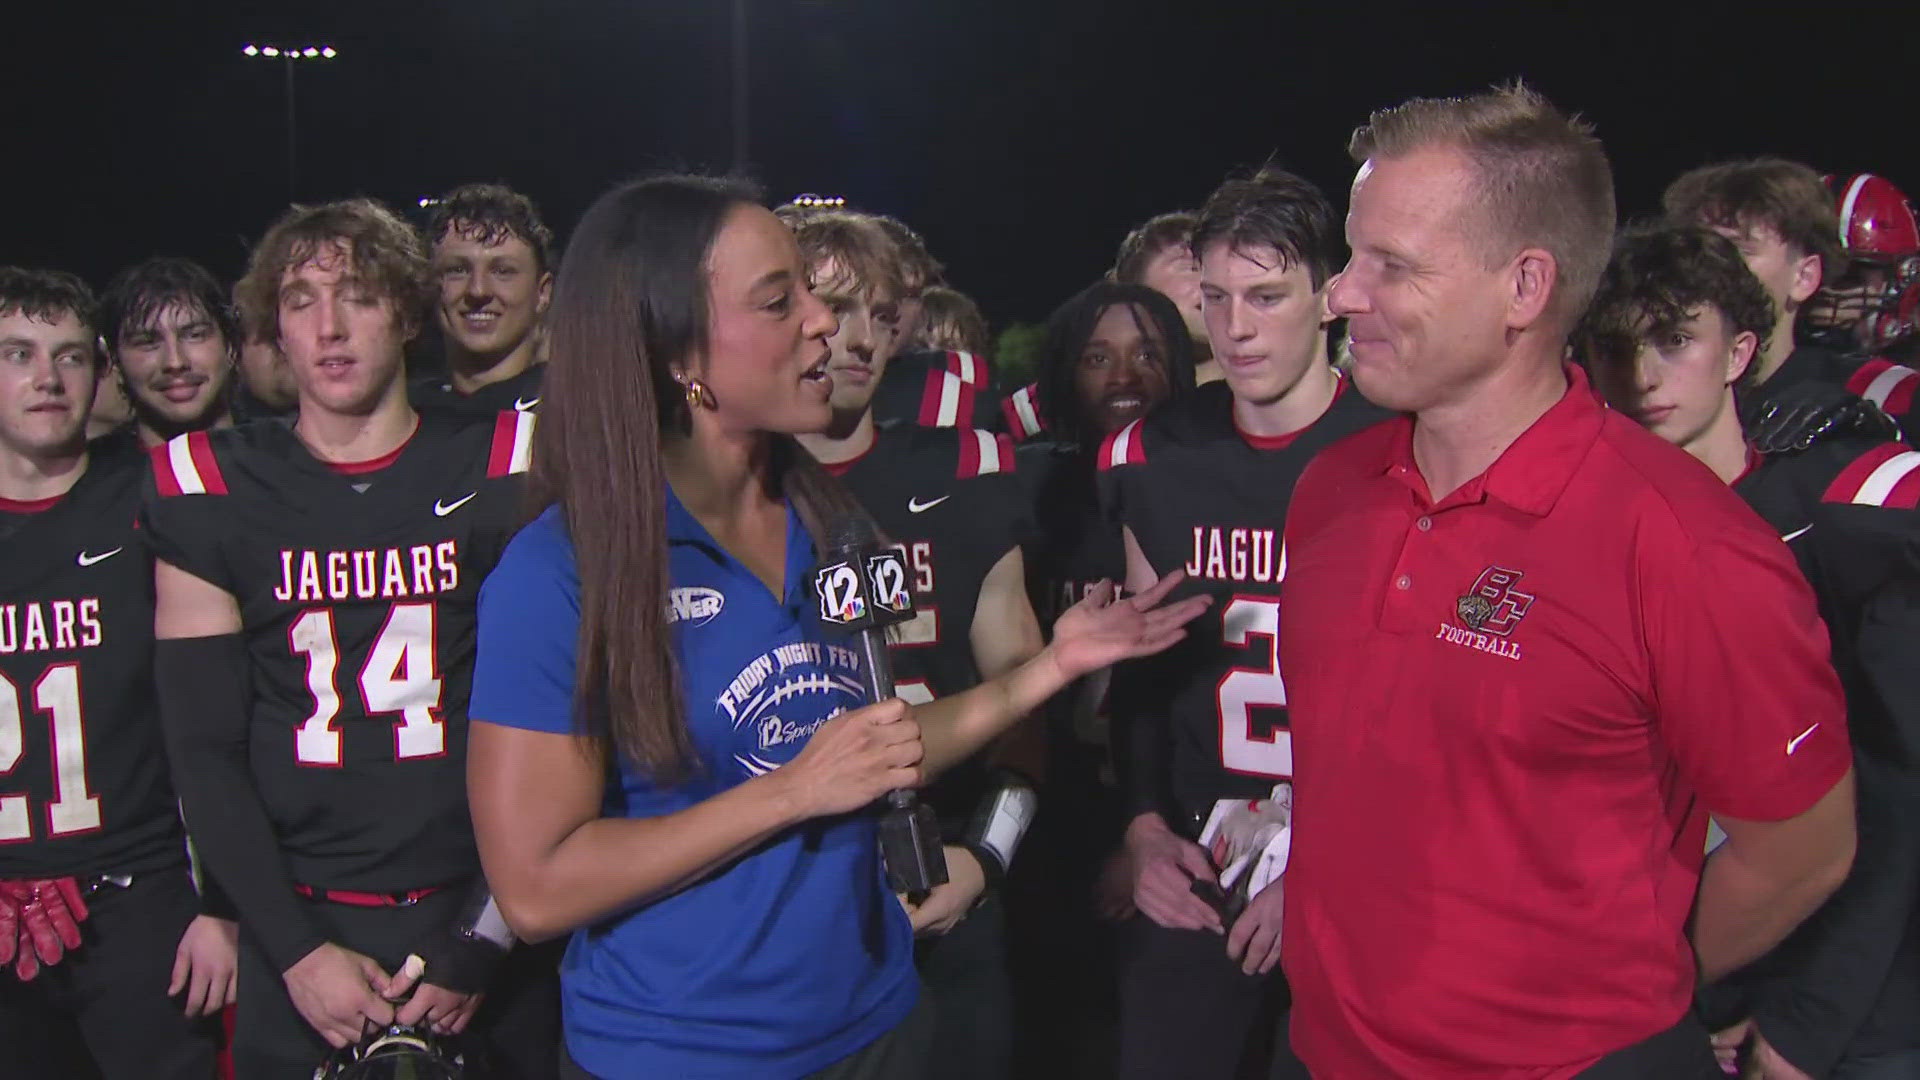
{"left": 290, "top": 602, "right": 445, "bottom": 765}
{"left": 1216, "top": 596, "right": 1291, "bottom": 778}
{"left": 0, "top": 664, "right": 101, "bottom": 841}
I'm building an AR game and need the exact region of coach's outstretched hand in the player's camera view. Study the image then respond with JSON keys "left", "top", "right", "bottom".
{"left": 775, "top": 698, "right": 926, "bottom": 820}
{"left": 1047, "top": 571, "right": 1210, "bottom": 683}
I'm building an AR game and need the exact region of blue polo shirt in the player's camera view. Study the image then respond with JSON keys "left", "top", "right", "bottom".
{"left": 470, "top": 493, "right": 916, "bottom": 1079}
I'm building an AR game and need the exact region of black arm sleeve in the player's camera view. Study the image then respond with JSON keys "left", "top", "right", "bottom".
{"left": 1748, "top": 754, "right": 1920, "bottom": 1076}
{"left": 156, "top": 635, "right": 327, "bottom": 974}
{"left": 406, "top": 876, "right": 512, "bottom": 995}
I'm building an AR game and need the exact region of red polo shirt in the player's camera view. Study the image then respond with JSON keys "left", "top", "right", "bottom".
{"left": 1278, "top": 366, "right": 1849, "bottom": 1078}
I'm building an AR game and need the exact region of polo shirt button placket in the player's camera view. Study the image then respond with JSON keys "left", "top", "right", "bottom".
{"left": 1416, "top": 516, "right": 1432, "bottom": 532}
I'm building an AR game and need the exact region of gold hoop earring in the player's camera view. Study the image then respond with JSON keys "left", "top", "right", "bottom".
{"left": 683, "top": 378, "right": 717, "bottom": 411}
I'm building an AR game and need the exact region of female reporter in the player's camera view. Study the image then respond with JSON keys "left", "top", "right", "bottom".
{"left": 465, "top": 175, "right": 1206, "bottom": 1080}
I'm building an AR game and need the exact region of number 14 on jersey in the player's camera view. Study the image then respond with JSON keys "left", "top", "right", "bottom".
{"left": 290, "top": 602, "right": 445, "bottom": 765}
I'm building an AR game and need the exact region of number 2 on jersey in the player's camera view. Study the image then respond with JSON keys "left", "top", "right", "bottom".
{"left": 290, "top": 603, "right": 444, "bottom": 765}
{"left": 0, "top": 664, "right": 102, "bottom": 841}
{"left": 1216, "top": 596, "right": 1291, "bottom": 778}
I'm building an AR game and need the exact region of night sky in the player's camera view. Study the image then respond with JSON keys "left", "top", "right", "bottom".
{"left": 8, "top": 2, "right": 1913, "bottom": 327}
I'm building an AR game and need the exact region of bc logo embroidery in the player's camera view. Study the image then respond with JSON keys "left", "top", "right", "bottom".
{"left": 1456, "top": 566, "right": 1535, "bottom": 636}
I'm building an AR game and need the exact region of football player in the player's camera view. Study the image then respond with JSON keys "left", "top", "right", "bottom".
{"left": 1582, "top": 223, "right": 1920, "bottom": 1080}
{"left": 1804, "top": 173, "right": 1920, "bottom": 413}
{"left": 822, "top": 208, "right": 1006, "bottom": 436}
{"left": 1023, "top": 281, "right": 1196, "bottom": 795}
{"left": 140, "top": 199, "right": 555, "bottom": 1078}
{"left": 411, "top": 183, "right": 553, "bottom": 418}
{"left": 872, "top": 212, "right": 941, "bottom": 352}
{"left": 235, "top": 333, "right": 298, "bottom": 423}
{"left": 85, "top": 363, "right": 134, "bottom": 441}
{"left": 1011, "top": 279, "right": 1195, "bottom": 1076}
{"left": 1100, "top": 168, "right": 1389, "bottom": 1079}
{"left": 0, "top": 267, "right": 231, "bottom": 1079}
{"left": 1663, "top": 158, "right": 1920, "bottom": 443}
{"left": 914, "top": 285, "right": 991, "bottom": 357}
{"left": 98, "top": 257, "right": 240, "bottom": 448}
{"left": 790, "top": 208, "right": 1045, "bottom": 1080}
{"left": 1112, "top": 210, "right": 1216, "bottom": 383}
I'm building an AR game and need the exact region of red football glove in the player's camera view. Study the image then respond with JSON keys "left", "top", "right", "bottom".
{"left": 10, "top": 878, "right": 89, "bottom": 980}
{"left": 35, "top": 878, "right": 88, "bottom": 948}
{"left": 0, "top": 882, "right": 22, "bottom": 968}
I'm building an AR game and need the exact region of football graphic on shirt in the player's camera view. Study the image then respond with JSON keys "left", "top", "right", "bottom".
{"left": 714, "top": 641, "right": 867, "bottom": 777}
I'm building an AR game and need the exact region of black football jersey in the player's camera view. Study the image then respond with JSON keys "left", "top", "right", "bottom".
{"left": 1020, "top": 441, "right": 1123, "bottom": 633}
{"left": 870, "top": 349, "right": 1002, "bottom": 432}
{"left": 0, "top": 438, "right": 185, "bottom": 879}
{"left": 830, "top": 423, "right": 1030, "bottom": 703}
{"left": 1018, "top": 441, "right": 1125, "bottom": 772}
{"left": 1100, "top": 378, "right": 1391, "bottom": 823}
{"left": 409, "top": 364, "right": 544, "bottom": 419}
{"left": 1736, "top": 437, "right": 1920, "bottom": 770}
{"left": 830, "top": 423, "right": 1030, "bottom": 831}
{"left": 1746, "top": 340, "right": 1920, "bottom": 446}
{"left": 139, "top": 411, "right": 534, "bottom": 892}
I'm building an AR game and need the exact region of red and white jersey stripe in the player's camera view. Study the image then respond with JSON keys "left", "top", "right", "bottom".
{"left": 487, "top": 410, "right": 537, "bottom": 478}
{"left": 1845, "top": 358, "right": 1920, "bottom": 417}
{"left": 1002, "top": 383, "right": 1045, "bottom": 442}
{"left": 945, "top": 351, "right": 985, "bottom": 385}
{"left": 150, "top": 432, "right": 229, "bottom": 497}
{"left": 918, "top": 370, "right": 977, "bottom": 429}
{"left": 956, "top": 428, "right": 1015, "bottom": 478}
{"left": 1098, "top": 419, "right": 1147, "bottom": 471}
{"left": 1824, "top": 443, "right": 1920, "bottom": 508}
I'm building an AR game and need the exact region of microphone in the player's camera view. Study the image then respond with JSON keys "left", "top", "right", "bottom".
{"left": 814, "top": 517, "right": 949, "bottom": 897}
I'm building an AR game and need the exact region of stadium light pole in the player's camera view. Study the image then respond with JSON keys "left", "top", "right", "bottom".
{"left": 242, "top": 44, "right": 339, "bottom": 202}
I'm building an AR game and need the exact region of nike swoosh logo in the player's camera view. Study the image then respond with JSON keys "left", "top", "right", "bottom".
{"left": 908, "top": 495, "right": 951, "bottom": 514}
{"left": 76, "top": 548, "right": 123, "bottom": 567}
{"left": 434, "top": 492, "right": 478, "bottom": 517}
{"left": 513, "top": 396, "right": 540, "bottom": 411}
{"left": 1787, "top": 723, "right": 1821, "bottom": 755}
{"left": 1780, "top": 523, "right": 1813, "bottom": 543}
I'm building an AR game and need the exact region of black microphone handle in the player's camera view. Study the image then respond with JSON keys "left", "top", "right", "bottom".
{"left": 855, "top": 629, "right": 918, "bottom": 817}
{"left": 852, "top": 619, "right": 949, "bottom": 894}
{"left": 852, "top": 622, "right": 897, "bottom": 711}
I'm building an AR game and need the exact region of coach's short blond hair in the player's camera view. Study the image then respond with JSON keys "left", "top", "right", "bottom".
{"left": 1349, "top": 82, "right": 1616, "bottom": 323}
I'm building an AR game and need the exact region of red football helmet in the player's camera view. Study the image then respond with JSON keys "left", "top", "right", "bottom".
{"left": 1807, "top": 173, "right": 1920, "bottom": 351}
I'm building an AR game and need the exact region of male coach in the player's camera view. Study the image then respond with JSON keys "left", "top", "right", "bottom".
{"left": 1277, "top": 84, "right": 1857, "bottom": 1078}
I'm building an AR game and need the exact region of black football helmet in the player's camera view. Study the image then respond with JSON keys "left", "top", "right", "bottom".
{"left": 312, "top": 1023, "right": 469, "bottom": 1080}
